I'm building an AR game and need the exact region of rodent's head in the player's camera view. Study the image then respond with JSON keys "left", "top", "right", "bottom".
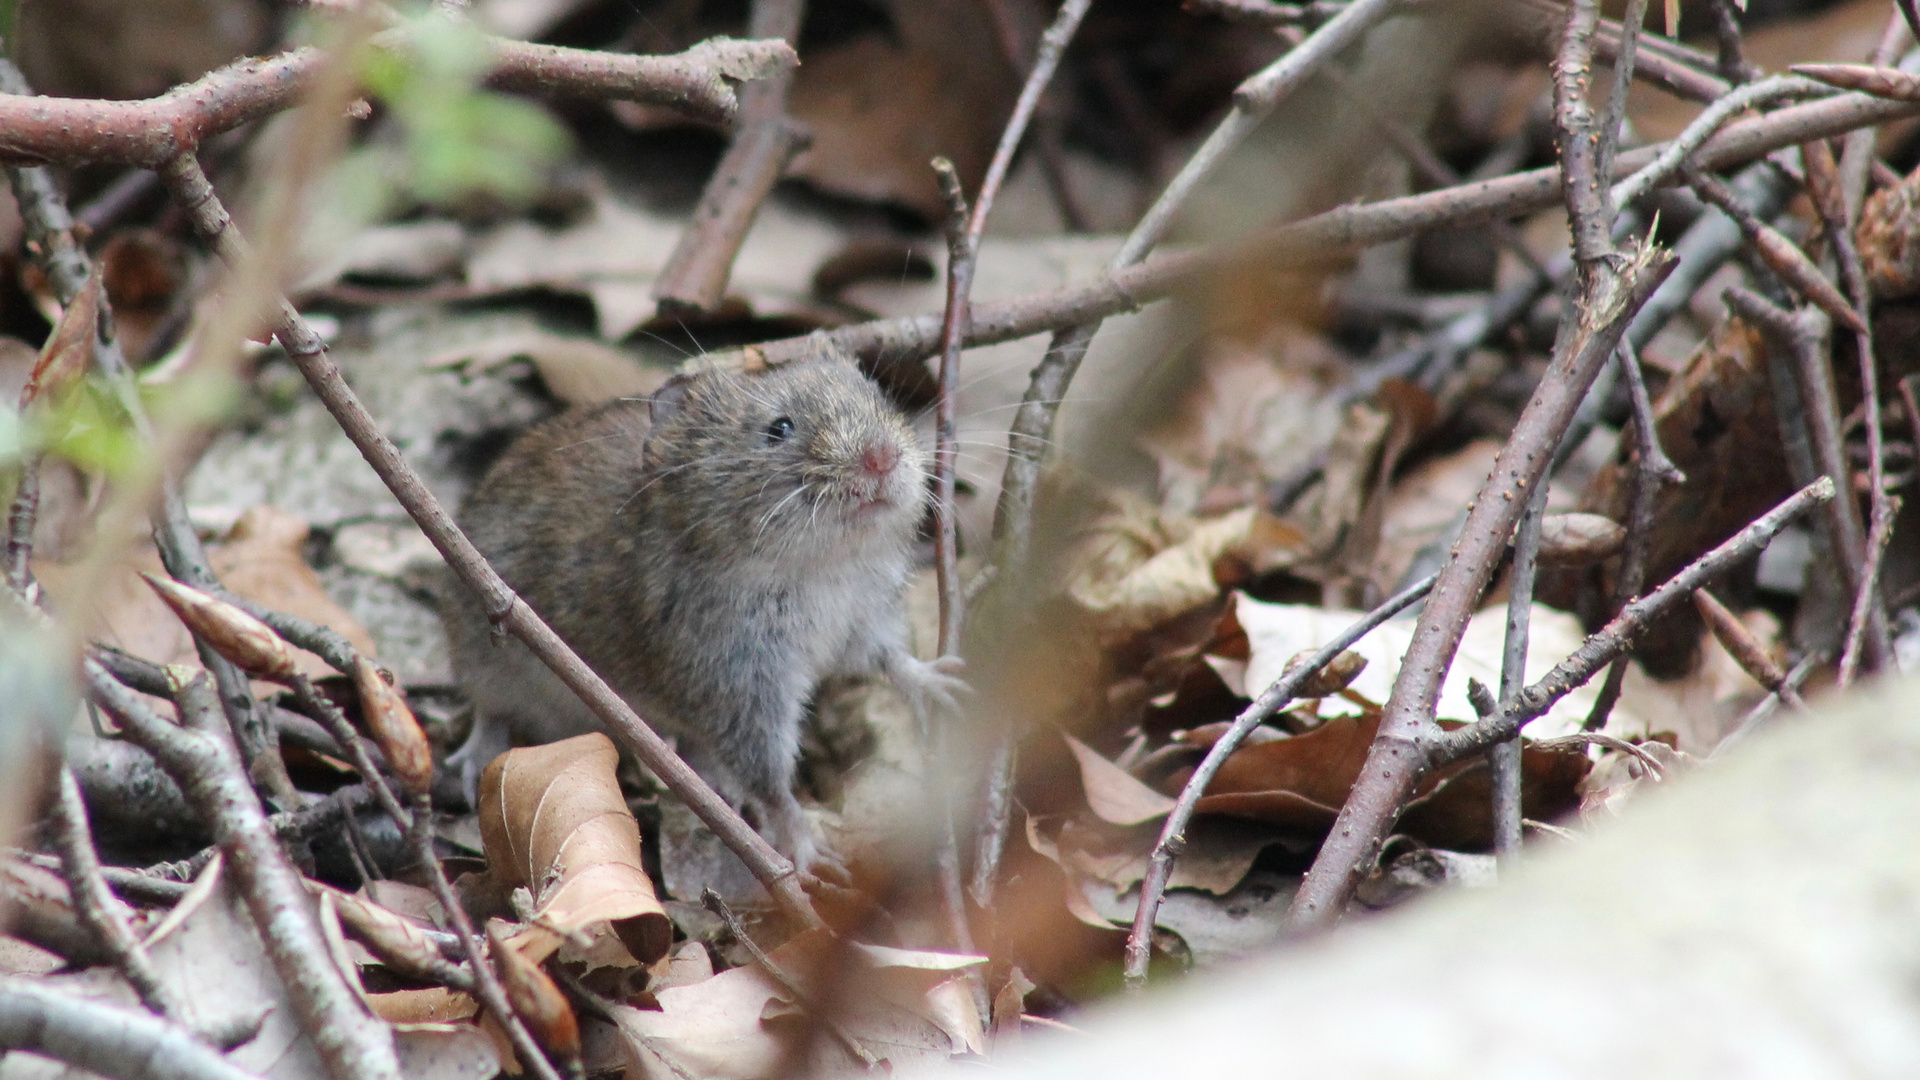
{"left": 638, "top": 356, "right": 928, "bottom": 560}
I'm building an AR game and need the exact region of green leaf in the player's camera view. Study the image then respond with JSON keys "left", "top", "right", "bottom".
{"left": 349, "top": 7, "right": 571, "bottom": 208}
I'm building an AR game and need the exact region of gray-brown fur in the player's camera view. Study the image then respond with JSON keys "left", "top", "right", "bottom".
{"left": 443, "top": 355, "right": 957, "bottom": 867}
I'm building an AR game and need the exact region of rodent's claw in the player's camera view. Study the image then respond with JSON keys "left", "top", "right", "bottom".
{"left": 802, "top": 846, "right": 855, "bottom": 891}
{"left": 887, "top": 652, "right": 971, "bottom": 724}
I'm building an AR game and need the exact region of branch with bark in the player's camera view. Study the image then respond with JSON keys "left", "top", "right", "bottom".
{"left": 0, "top": 35, "right": 792, "bottom": 166}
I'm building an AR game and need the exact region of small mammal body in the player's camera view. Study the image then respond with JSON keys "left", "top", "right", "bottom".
{"left": 443, "top": 353, "right": 958, "bottom": 869}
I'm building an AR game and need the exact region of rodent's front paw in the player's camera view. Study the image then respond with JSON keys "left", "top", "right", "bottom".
{"left": 886, "top": 651, "right": 971, "bottom": 725}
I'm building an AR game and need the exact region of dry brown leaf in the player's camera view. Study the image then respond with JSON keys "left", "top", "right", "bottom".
{"left": 1061, "top": 734, "right": 1174, "bottom": 827}
{"left": 488, "top": 920, "right": 581, "bottom": 1066}
{"left": 1134, "top": 331, "right": 1350, "bottom": 522}
{"left": 427, "top": 332, "right": 673, "bottom": 408}
{"left": 787, "top": 1, "right": 1017, "bottom": 220}
{"left": 1181, "top": 712, "right": 1590, "bottom": 851}
{"left": 1066, "top": 497, "right": 1310, "bottom": 641}
{"left": 19, "top": 270, "right": 99, "bottom": 410}
{"left": 610, "top": 930, "right": 983, "bottom": 1078}
{"left": 478, "top": 733, "right": 671, "bottom": 967}
{"left": 35, "top": 506, "right": 375, "bottom": 687}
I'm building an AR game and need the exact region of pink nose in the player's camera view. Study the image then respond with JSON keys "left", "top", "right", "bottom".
{"left": 860, "top": 441, "right": 900, "bottom": 478}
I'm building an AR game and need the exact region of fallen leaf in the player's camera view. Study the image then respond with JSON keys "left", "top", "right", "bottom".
{"left": 1134, "top": 330, "right": 1350, "bottom": 522}
{"left": 1235, "top": 593, "right": 1642, "bottom": 739}
{"left": 478, "top": 733, "right": 672, "bottom": 966}
{"left": 1182, "top": 711, "right": 1591, "bottom": 851}
{"left": 464, "top": 186, "right": 846, "bottom": 340}
{"left": 610, "top": 929, "right": 981, "bottom": 1078}
{"left": 1067, "top": 499, "right": 1310, "bottom": 641}
{"left": 35, "top": 506, "right": 377, "bottom": 690}
{"left": 1062, "top": 734, "right": 1175, "bottom": 827}
{"left": 427, "top": 331, "right": 673, "bottom": 408}
{"left": 787, "top": 1, "right": 1018, "bottom": 220}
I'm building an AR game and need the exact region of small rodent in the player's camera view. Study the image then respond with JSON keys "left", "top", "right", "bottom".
{"left": 442, "top": 353, "right": 960, "bottom": 870}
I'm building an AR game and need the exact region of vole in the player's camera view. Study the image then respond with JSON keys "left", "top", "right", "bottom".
{"left": 442, "top": 353, "right": 961, "bottom": 871}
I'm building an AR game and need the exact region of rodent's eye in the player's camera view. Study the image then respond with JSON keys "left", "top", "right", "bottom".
{"left": 764, "top": 416, "right": 796, "bottom": 444}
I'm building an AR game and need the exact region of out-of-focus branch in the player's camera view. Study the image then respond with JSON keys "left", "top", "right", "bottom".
{"left": 730, "top": 86, "right": 1920, "bottom": 378}
{"left": 0, "top": 977, "right": 267, "bottom": 1080}
{"left": 0, "top": 36, "right": 794, "bottom": 167}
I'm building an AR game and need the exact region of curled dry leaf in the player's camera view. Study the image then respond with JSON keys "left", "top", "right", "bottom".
{"left": 487, "top": 920, "right": 581, "bottom": 1067}
{"left": 18, "top": 270, "right": 100, "bottom": 409}
{"left": 1536, "top": 512, "right": 1627, "bottom": 567}
{"left": 1066, "top": 496, "right": 1311, "bottom": 642}
{"left": 352, "top": 656, "right": 432, "bottom": 798}
{"left": 477, "top": 733, "right": 671, "bottom": 967}
{"left": 140, "top": 572, "right": 299, "bottom": 683}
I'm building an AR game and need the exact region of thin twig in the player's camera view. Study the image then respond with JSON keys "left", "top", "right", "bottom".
{"left": 1705, "top": 0, "right": 1761, "bottom": 86}
{"left": 1435, "top": 478, "right": 1836, "bottom": 761}
{"left": 1693, "top": 588, "right": 1806, "bottom": 710}
{"left": 0, "top": 37, "right": 793, "bottom": 166}
{"left": 1609, "top": 76, "right": 1832, "bottom": 211}
{"left": 928, "top": 161, "right": 981, "bottom": 966}
{"left": 1836, "top": 13, "right": 1912, "bottom": 224}
{"left": 1840, "top": 494, "right": 1901, "bottom": 686}
{"left": 1723, "top": 287, "right": 1879, "bottom": 660}
{"left": 1813, "top": 131, "right": 1897, "bottom": 681}
{"left": 407, "top": 793, "right": 569, "bottom": 1080}
{"left": 1491, "top": 482, "right": 1548, "bottom": 863}
{"left": 1594, "top": 0, "right": 1648, "bottom": 190}
{"left": 1122, "top": 571, "right": 1437, "bottom": 987}
{"left": 1530, "top": 732, "right": 1668, "bottom": 778}
{"left": 151, "top": 152, "right": 821, "bottom": 930}
{"left": 48, "top": 769, "right": 183, "bottom": 1022}
{"left": 0, "top": 977, "right": 269, "bottom": 1080}
{"left": 1582, "top": 342, "right": 1682, "bottom": 732}
{"left": 934, "top": 0, "right": 1090, "bottom": 915}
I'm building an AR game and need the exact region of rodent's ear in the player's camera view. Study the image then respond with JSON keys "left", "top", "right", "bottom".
{"left": 650, "top": 374, "right": 694, "bottom": 425}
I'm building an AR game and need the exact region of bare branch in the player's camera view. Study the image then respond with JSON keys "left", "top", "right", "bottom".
{"left": 48, "top": 769, "right": 184, "bottom": 1022}
{"left": 653, "top": 0, "right": 808, "bottom": 314}
{"left": 0, "top": 977, "right": 267, "bottom": 1080}
{"left": 0, "top": 36, "right": 793, "bottom": 167}
{"left": 1435, "top": 478, "right": 1836, "bottom": 761}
